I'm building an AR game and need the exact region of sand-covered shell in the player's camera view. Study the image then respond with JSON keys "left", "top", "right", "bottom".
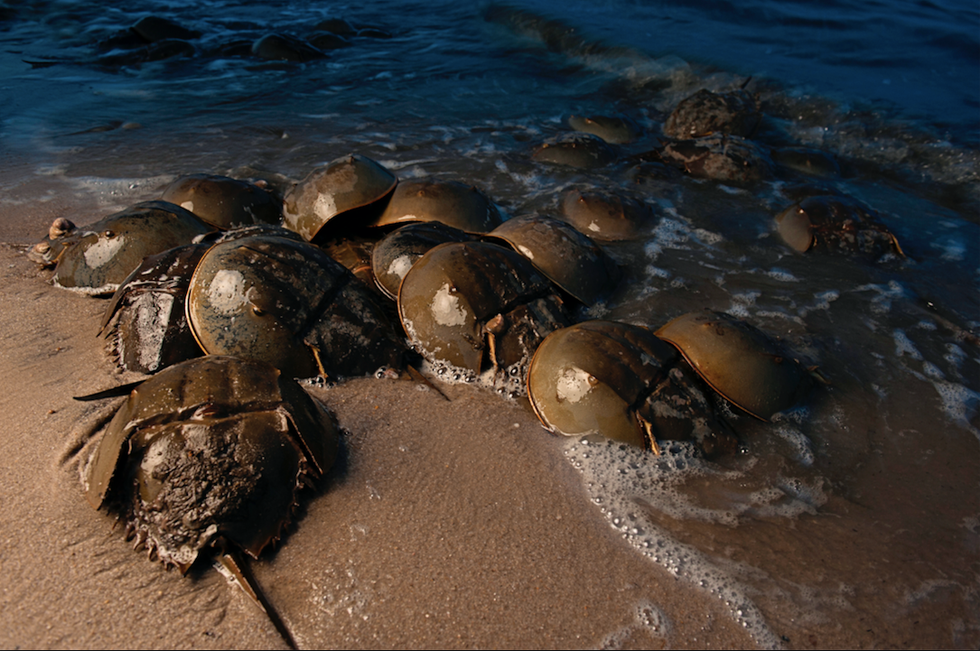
{"left": 656, "top": 310, "right": 815, "bottom": 421}
{"left": 660, "top": 135, "right": 773, "bottom": 183}
{"left": 663, "top": 87, "right": 761, "bottom": 139}
{"left": 99, "top": 242, "right": 210, "bottom": 374}
{"left": 84, "top": 356, "right": 338, "bottom": 572}
{"left": 282, "top": 154, "right": 397, "bottom": 241}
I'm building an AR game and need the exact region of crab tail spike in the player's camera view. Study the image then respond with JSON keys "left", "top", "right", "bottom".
{"left": 404, "top": 363, "right": 451, "bottom": 402}
{"left": 216, "top": 548, "right": 299, "bottom": 651}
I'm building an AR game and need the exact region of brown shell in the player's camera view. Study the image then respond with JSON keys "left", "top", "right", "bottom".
{"left": 161, "top": 174, "right": 283, "bottom": 229}
{"left": 52, "top": 201, "right": 213, "bottom": 295}
{"left": 397, "top": 241, "right": 568, "bottom": 387}
{"left": 775, "top": 194, "right": 904, "bottom": 257}
{"left": 656, "top": 310, "right": 814, "bottom": 421}
{"left": 488, "top": 215, "right": 621, "bottom": 305}
{"left": 560, "top": 188, "right": 656, "bottom": 241}
{"left": 84, "top": 356, "right": 338, "bottom": 572}
{"left": 282, "top": 154, "right": 397, "bottom": 241}
{"left": 186, "top": 232, "right": 405, "bottom": 379}
{"left": 531, "top": 132, "right": 617, "bottom": 169}
{"left": 567, "top": 114, "right": 641, "bottom": 144}
{"left": 527, "top": 320, "right": 738, "bottom": 456}
{"left": 663, "top": 88, "right": 761, "bottom": 139}
{"left": 373, "top": 178, "right": 503, "bottom": 233}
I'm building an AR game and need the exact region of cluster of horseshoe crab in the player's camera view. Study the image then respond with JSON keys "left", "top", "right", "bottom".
{"left": 29, "top": 80, "right": 909, "bottom": 646}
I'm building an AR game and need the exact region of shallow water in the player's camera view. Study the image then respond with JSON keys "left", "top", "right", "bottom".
{"left": 1, "top": 0, "right": 978, "bottom": 648}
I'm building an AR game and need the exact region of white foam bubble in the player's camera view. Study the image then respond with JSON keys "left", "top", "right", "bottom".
{"left": 563, "top": 437, "right": 784, "bottom": 649}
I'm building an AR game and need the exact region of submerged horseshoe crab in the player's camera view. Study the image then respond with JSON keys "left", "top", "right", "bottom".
{"left": 81, "top": 355, "right": 339, "bottom": 648}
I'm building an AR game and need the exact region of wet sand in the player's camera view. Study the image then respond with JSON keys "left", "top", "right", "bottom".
{"left": 0, "top": 211, "right": 751, "bottom": 649}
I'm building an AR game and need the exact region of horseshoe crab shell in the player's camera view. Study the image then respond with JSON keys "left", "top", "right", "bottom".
{"left": 84, "top": 355, "right": 338, "bottom": 566}
{"left": 83, "top": 355, "right": 338, "bottom": 647}
{"left": 567, "top": 114, "right": 641, "bottom": 144}
{"left": 560, "top": 188, "right": 656, "bottom": 241}
{"left": 373, "top": 178, "right": 503, "bottom": 233}
{"left": 663, "top": 87, "right": 761, "bottom": 139}
{"left": 186, "top": 232, "right": 405, "bottom": 379}
{"left": 99, "top": 242, "right": 210, "bottom": 374}
{"left": 397, "top": 240, "right": 568, "bottom": 391}
{"left": 655, "top": 310, "right": 815, "bottom": 421}
{"left": 487, "top": 214, "right": 621, "bottom": 306}
{"left": 527, "top": 320, "right": 737, "bottom": 456}
{"left": 371, "top": 221, "right": 472, "bottom": 300}
{"left": 531, "top": 132, "right": 617, "bottom": 169}
{"left": 282, "top": 154, "right": 397, "bottom": 241}
{"left": 660, "top": 135, "right": 773, "bottom": 183}
{"left": 161, "top": 174, "right": 283, "bottom": 229}
{"left": 775, "top": 194, "right": 904, "bottom": 257}
{"left": 52, "top": 201, "right": 213, "bottom": 295}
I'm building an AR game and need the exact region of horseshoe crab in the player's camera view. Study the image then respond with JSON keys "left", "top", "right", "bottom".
{"left": 99, "top": 242, "right": 210, "bottom": 374}
{"left": 560, "top": 188, "right": 656, "bottom": 241}
{"left": 774, "top": 194, "right": 904, "bottom": 257}
{"left": 82, "top": 355, "right": 338, "bottom": 649}
{"left": 656, "top": 310, "right": 816, "bottom": 421}
{"left": 487, "top": 214, "right": 621, "bottom": 306}
{"left": 371, "top": 221, "right": 472, "bottom": 301}
{"left": 568, "top": 114, "right": 641, "bottom": 144}
{"left": 663, "top": 86, "right": 761, "bottom": 139}
{"left": 532, "top": 132, "right": 617, "bottom": 169}
{"left": 397, "top": 240, "right": 568, "bottom": 394}
{"left": 50, "top": 201, "right": 213, "bottom": 295}
{"left": 283, "top": 154, "right": 397, "bottom": 242}
{"left": 161, "top": 174, "right": 283, "bottom": 229}
{"left": 660, "top": 135, "right": 773, "bottom": 183}
{"left": 374, "top": 178, "right": 503, "bottom": 233}
{"left": 186, "top": 231, "right": 406, "bottom": 380}
{"left": 526, "top": 320, "right": 738, "bottom": 457}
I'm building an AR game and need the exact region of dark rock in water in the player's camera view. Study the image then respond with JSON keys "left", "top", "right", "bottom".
{"left": 357, "top": 27, "right": 393, "bottom": 39}
{"left": 131, "top": 16, "right": 201, "bottom": 43}
{"left": 315, "top": 17, "right": 357, "bottom": 36}
{"left": 252, "top": 33, "right": 327, "bottom": 62}
{"left": 308, "top": 31, "right": 352, "bottom": 50}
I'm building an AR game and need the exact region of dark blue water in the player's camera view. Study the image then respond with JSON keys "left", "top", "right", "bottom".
{"left": 1, "top": 1, "right": 977, "bottom": 648}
